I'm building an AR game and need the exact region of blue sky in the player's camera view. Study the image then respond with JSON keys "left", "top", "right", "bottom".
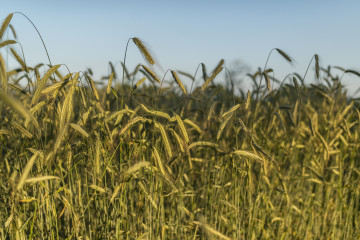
{"left": 1, "top": 0, "right": 360, "bottom": 94}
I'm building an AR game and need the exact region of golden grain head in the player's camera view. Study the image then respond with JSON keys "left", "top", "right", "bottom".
{"left": 133, "top": 77, "right": 146, "bottom": 90}
{"left": 0, "top": 13, "right": 13, "bottom": 40}
{"left": 154, "top": 122, "right": 172, "bottom": 158}
{"left": 0, "top": 89, "right": 39, "bottom": 127}
{"left": 213, "top": 59, "right": 224, "bottom": 73}
{"left": 200, "top": 66, "right": 223, "bottom": 92}
{"left": 87, "top": 74, "right": 100, "bottom": 101}
{"left": 221, "top": 104, "right": 240, "bottom": 119}
{"left": 106, "top": 72, "right": 114, "bottom": 95}
{"left": 238, "top": 118, "right": 248, "bottom": 133}
{"left": 263, "top": 71, "right": 271, "bottom": 92}
{"left": 217, "top": 114, "right": 232, "bottom": 141}
{"left": 245, "top": 90, "right": 251, "bottom": 110}
{"left": 171, "top": 70, "right": 187, "bottom": 95}
{"left": 32, "top": 64, "right": 61, "bottom": 104}
{"left": 132, "top": 37, "right": 155, "bottom": 65}
{"left": 0, "top": 54, "right": 7, "bottom": 92}
{"left": 275, "top": 48, "right": 292, "bottom": 63}
{"left": 141, "top": 64, "right": 161, "bottom": 84}
{"left": 175, "top": 114, "right": 189, "bottom": 143}
{"left": 16, "top": 152, "right": 39, "bottom": 191}
{"left": 10, "top": 48, "right": 28, "bottom": 72}
{"left": 0, "top": 39, "right": 16, "bottom": 49}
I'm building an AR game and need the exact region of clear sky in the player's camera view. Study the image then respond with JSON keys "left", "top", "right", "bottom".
{"left": 1, "top": 0, "right": 360, "bottom": 94}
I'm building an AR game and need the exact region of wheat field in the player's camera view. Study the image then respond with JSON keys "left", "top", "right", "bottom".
{"left": 0, "top": 13, "right": 360, "bottom": 239}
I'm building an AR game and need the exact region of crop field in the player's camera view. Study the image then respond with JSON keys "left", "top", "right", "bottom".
{"left": 0, "top": 13, "right": 360, "bottom": 239}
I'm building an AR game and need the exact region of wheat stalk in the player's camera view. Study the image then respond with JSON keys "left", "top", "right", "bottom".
{"left": 10, "top": 48, "right": 28, "bottom": 72}
{"left": 16, "top": 152, "right": 39, "bottom": 191}
{"left": 141, "top": 65, "right": 161, "bottom": 83}
{"left": 126, "top": 161, "right": 150, "bottom": 176}
{"left": 132, "top": 37, "right": 155, "bottom": 65}
{"left": 168, "top": 128, "right": 185, "bottom": 153}
{"left": 221, "top": 104, "right": 240, "bottom": 119}
{"left": 139, "top": 103, "right": 170, "bottom": 120}
{"left": 314, "top": 54, "right": 320, "bottom": 79}
{"left": 175, "top": 114, "right": 190, "bottom": 143}
{"left": 32, "top": 65, "right": 61, "bottom": 104}
{"left": 230, "top": 150, "right": 263, "bottom": 163}
{"left": 24, "top": 176, "right": 59, "bottom": 184}
{"left": 121, "top": 62, "right": 131, "bottom": 81}
{"left": 12, "top": 122, "right": 33, "bottom": 138}
{"left": 212, "top": 59, "right": 224, "bottom": 73}
{"left": 183, "top": 119, "right": 202, "bottom": 134}
{"left": 133, "top": 77, "right": 146, "bottom": 90}
{"left": 137, "top": 180, "right": 158, "bottom": 209}
{"left": 0, "top": 39, "right": 16, "bottom": 49}
{"left": 9, "top": 24, "right": 17, "bottom": 38}
{"left": 0, "top": 13, "right": 13, "bottom": 40}
{"left": 238, "top": 118, "right": 248, "bottom": 133}
{"left": 217, "top": 115, "right": 232, "bottom": 141}
{"left": 177, "top": 70, "right": 195, "bottom": 81}
{"left": 275, "top": 48, "right": 292, "bottom": 63}
{"left": 207, "top": 101, "right": 219, "bottom": 121}
{"left": 200, "top": 66, "right": 223, "bottom": 92}
{"left": 188, "top": 141, "right": 222, "bottom": 152}
{"left": 245, "top": 90, "right": 251, "bottom": 110}
{"left": 171, "top": 70, "right": 187, "bottom": 95}
{"left": 0, "top": 89, "right": 38, "bottom": 127}
{"left": 0, "top": 54, "right": 7, "bottom": 93}
{"left": 59, "top": 86, "right": 74, "bottom": 130}
{"left": 106, "top": 72, "right": 114, "bottom": 95}
{"left": 344, "top": 69, "right": 360, "bottom": 78}
{"left": 70, "top": 123, "right": 89, "bottom": 138}
{"left": 192, "top": 220, "right": 231, "bottom": 240}
{"left": 119, "top": 116, "right": 145, "bottom": 136}
{"left": 155, "top": 122, "right": 172, "bottom": 158}
{"left": 41, "top": 73, "right": 74, "bottom": 97}
{"left": 106, "top": 109, "right": 135, "bottom": 123}
{"left": 263, "top": 71, "right": 271, "bottom": 92}
{"left": 152, "top": 147, "right": 167, "bottom": 176}
{"left": 87, "top": 74, "right": 100, "bottom": 101}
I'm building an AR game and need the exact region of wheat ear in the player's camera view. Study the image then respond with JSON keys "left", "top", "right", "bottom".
{"left": 171, "top": 70, "right": 187, "bottom": 95}
{"left": 0, "top": 13, "right": 13, "bottom": 39}
{"left": 132, "top": 37, "right": 155, "bottom": 65}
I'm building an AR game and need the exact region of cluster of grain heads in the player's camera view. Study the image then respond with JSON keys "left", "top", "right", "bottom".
{"left": 1, "top": 13, "right": 360, "bottom": 239}
{"left": 255, "top": 48, "right": 293, "bottom": 98}
{"left": 32, "top": 65, "right": 61, "bottom": 103}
